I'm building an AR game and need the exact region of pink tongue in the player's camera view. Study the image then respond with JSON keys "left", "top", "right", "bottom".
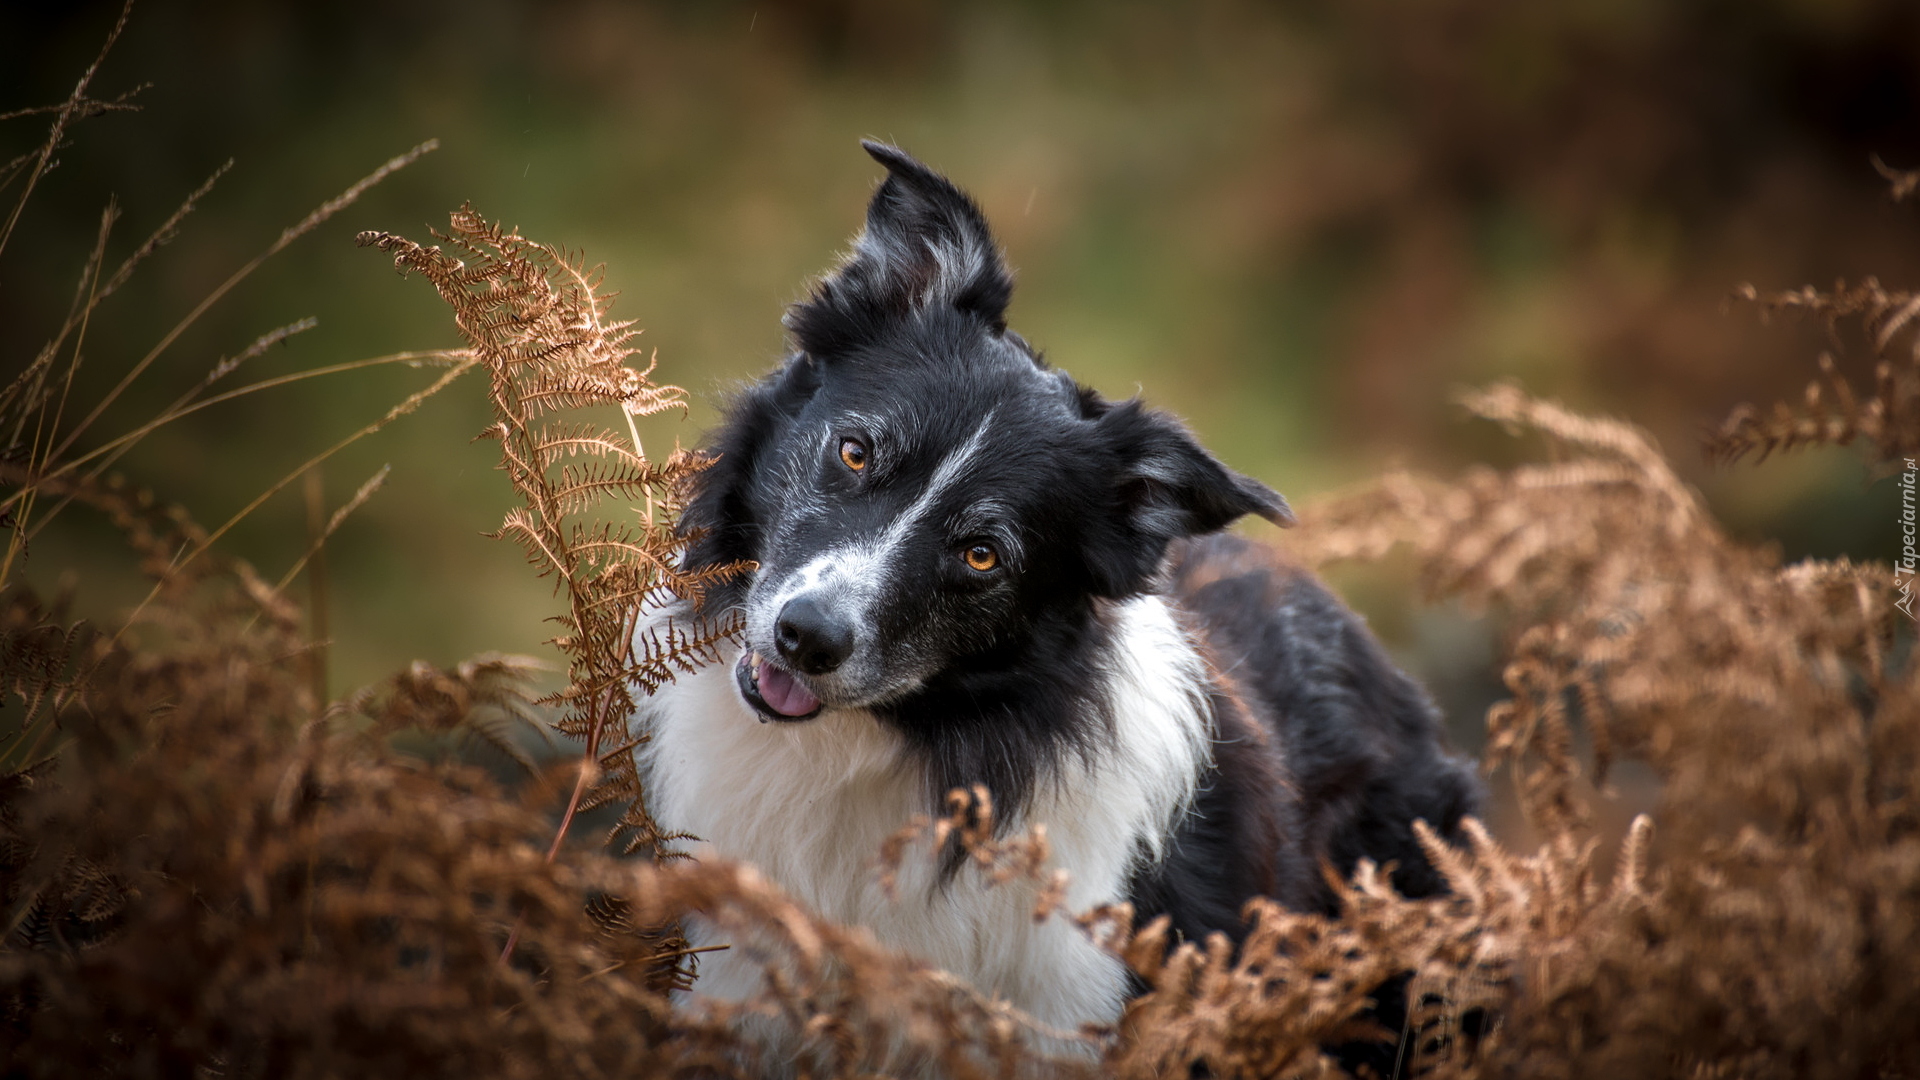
{"left": 757, "top": 660, "right": 821, "bottom": 717}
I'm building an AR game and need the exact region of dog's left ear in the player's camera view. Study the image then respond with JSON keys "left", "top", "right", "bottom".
{"left": 786, "top": 140, "right": 1013, "bottom": 356}
{"left": 1084, "top": 401, "right": 1294, "bottom": 596}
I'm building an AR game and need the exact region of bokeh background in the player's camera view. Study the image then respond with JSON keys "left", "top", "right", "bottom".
{"left": 8, "top": 0, "right": 1920, "bottom": 767}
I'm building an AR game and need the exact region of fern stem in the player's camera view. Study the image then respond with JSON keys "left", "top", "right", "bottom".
{"left": 499, "top": 685, "right": 612, "bottom": 966}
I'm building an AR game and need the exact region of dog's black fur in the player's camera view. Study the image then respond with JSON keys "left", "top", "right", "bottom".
{"left": 670, "top": 141, "right": 1482, "bottom": 1067}
{"left": 1154, "top": 534, "right": 1484, "bottom": 923}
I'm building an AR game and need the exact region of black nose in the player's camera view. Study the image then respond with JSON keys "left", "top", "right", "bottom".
{"left": 775, "top": 595, "right": 855, "bottom": 675}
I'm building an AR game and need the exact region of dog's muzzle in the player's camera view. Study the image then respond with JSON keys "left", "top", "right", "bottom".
{"left": 735, "top": 593, "right": 858, "bottom": 722}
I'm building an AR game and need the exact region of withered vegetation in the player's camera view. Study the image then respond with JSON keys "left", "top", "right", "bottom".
{"left": 1282, "top": 382, "right": 1915, "bottom": 1078}
{"left": 357, "top": 208, "right": 747, "bottom": 871}
{"left": 5, "top": 14, "right": 1920, "bottom": 1076}
{"left": 0, "top": 534, "right": 684, "bottom": 1078}
{"left": 1707, "top": 157, "right": 1920, "bottom": 470}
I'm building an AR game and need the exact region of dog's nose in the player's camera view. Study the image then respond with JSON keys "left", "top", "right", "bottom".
{"left": 775, "top": 595, "right": 855, "bottom": 675}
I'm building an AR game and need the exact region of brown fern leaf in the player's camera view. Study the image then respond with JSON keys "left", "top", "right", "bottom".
{"left": 532, "top": 421, "right": 647, "bottom": 469}
{"left": 338, "top": 652, "right": 549, "bottom": 771}
{"left": 0, "top": 463, "right": 209, "bottom": 588}
{"left": 1286, "top": 383, "right": 1920, "bottom": 1076}
{"left": 549, "top": 460, "right": 676, "bottom": 519}
{"left": 1702, "top": 158, "right": 1920, "bottom": 469}
{"left": 616, "top": 856, "right": 1106, "bottom": 1078}
{"left": 0, "top": 588, "right": 103, "bottom": 738}
{"left": 1708, "top": 273, "right": 1920, "bottom": 468}
{"left": 358, "top": 209, "right": 745, "bottom": 980}
{"left": 1, "top": 577, "right": 712, "bottom": 1074}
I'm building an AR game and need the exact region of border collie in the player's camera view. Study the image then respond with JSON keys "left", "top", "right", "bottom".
{"left": 635, "top": 141, "right": 1481, "bottom": 1056}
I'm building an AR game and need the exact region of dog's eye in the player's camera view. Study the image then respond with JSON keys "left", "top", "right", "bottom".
{"left": 962, "top": 543, "right": 999, "bottom": 573}
{"left": 839, "top": 438, "right": 868, "bottom": 472}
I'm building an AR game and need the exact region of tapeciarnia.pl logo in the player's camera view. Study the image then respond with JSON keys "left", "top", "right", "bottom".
{"left": 1900, "top": 457, "right": 1918, "bottom": 620}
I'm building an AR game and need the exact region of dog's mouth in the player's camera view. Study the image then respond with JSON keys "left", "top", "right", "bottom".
{"left": 735, "top": 651, "right": 824, "bottom": 722}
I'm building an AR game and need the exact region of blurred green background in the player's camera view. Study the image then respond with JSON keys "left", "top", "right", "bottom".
{"left": 7, "top": 0, "right": 1920, "bottom": 767}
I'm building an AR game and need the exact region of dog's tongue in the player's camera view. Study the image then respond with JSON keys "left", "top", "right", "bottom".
{"left": 757, "top": 660, "right": 821, "bottom": 717}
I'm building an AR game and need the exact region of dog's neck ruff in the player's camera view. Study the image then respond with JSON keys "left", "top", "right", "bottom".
{"left": 633, "top": 592, "right": 1212, "bottom": 1035}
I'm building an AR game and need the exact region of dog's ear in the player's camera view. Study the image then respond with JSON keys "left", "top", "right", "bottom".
{"left": 785, "top": 141, "right": 1013, "bottom": 356}
{"left": 1083, "top": 400, "right": 1293, "bottom": 597}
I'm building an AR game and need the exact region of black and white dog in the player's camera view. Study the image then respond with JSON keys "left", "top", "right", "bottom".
{"left": 635, "top": 142, "right": 1480, "bottom": 1046}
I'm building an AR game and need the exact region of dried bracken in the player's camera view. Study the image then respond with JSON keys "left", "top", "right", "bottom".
{"left": 0, "top": 579, "right": 693, "bottom": 1080}
{"left": 1284, "top": 380, "right": 1918, "bottom": 1078}
{"left": 337, "top": 653, "right": 550, "bottom": 772}
{"left": 6, "top": 13, "right": 1919, "bottom": 1071}
{"left": 623, "top": 854, "right": 1106, "bottom": 1080}
{"left": 877, "top": 786, "right": 1070, "bottom": 922}
{"left": 10, "top": 228, "right": 1917, "bottom": 1079}
{"left": 357, "top": 208, "right": 755, "bottom": 984}
{"left": 1707, "top": 166, "right": 1920, "bottom": 470}
{"left": 5, "top": 307, "right": 1915, "bottom": 1080}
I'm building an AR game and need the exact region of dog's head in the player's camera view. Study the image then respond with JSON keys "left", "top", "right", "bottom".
{"left": 684, "top": 141, "right": 1291, "bottom": 726}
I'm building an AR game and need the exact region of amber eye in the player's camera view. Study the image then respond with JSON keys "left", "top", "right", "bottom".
{"left": 963, "top": 543, "right": 999, "bottom": 573}
{"left": 839, "top": 438, "right": 868, "bottom": 472}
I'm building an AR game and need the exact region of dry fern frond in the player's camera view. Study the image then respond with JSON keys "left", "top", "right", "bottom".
{"left": 1707, "top": 292, "right": 1920, "bottom": 468}
{"left": 1706, "top": 163, "right": 1920, "bottom": 468}
{"left": 877, "top": 786, "right": 1071, "bottom": 921}
{"left": 0, "top": 579, "right": 701, "bottom": 1079}
{"left": 0, "top": 590, "right": 104, "bottom": 765}
{"left": 1285, "top": 382, "right": 1920, "bottom": 1077}
{"left": 619, "top": 857, "right": 1105, "bottom": 1080}
{"left": 357, "top": 209, "right": 749, "bottom": 967}
{"left": 338, "top": 652, "right": 550, "bottom": 771}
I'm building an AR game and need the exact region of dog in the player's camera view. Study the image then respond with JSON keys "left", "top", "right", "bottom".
{"left": 634, "top": 140, "right": 1482, "bottom": 1062}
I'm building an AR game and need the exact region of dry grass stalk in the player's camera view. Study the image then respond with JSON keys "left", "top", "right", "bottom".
{"left": 1, "top": 123, "right": 442, "bottom": 598}
{"left": 0, "top": 0, "right": 138, "bottom": 260}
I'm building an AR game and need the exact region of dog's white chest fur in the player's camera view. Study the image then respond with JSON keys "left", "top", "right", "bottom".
{"left": 635, "top": 594, "right": 1210, "bottom": 1035}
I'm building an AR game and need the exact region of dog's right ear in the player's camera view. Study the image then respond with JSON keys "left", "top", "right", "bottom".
{"left": 785, "top": 141, "right": 1013, "bottom": 357}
